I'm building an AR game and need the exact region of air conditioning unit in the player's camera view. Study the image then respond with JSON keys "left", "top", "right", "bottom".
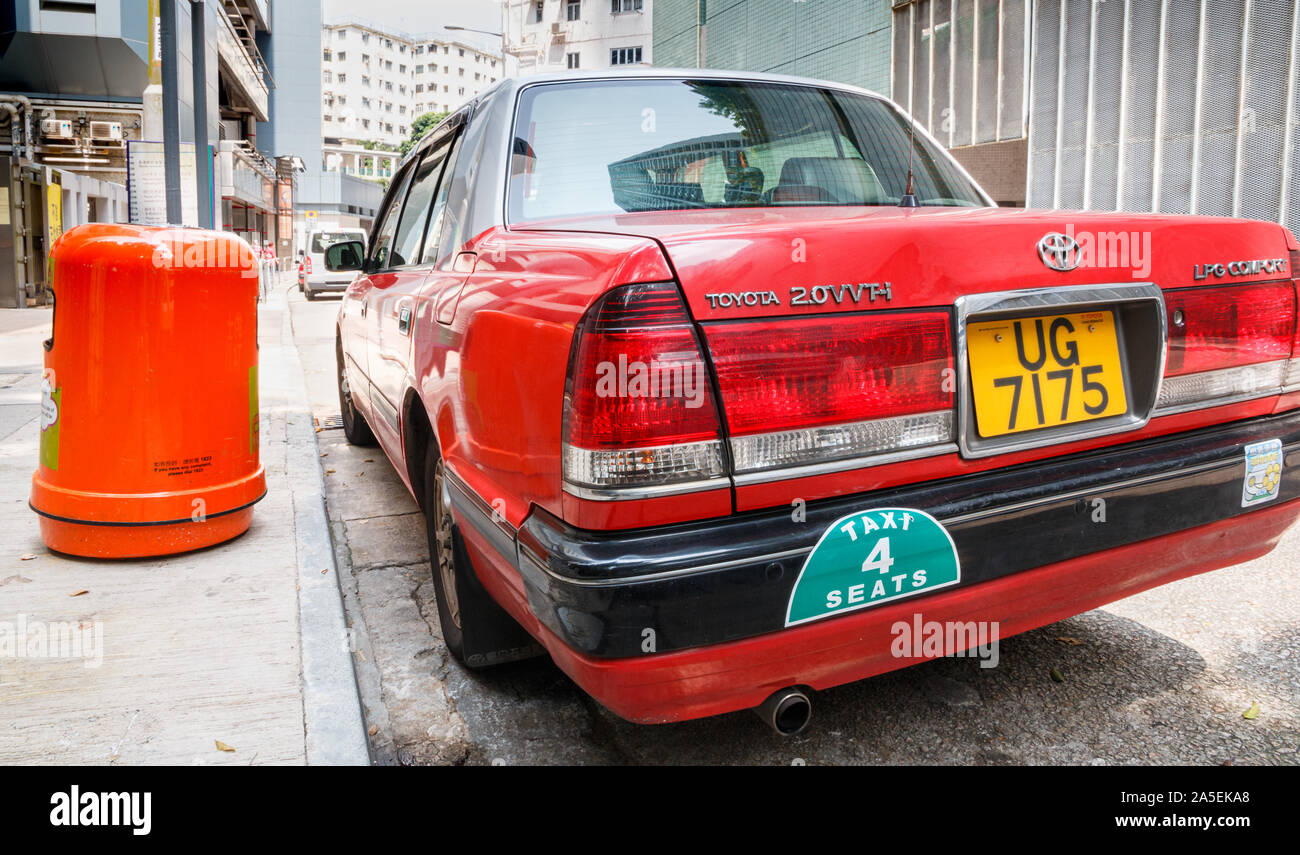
{"left": 41, "top": 119, "right": 74, "bottom": 139}
{"left": 89, "top": 121, "right": 123, "bottom": 141}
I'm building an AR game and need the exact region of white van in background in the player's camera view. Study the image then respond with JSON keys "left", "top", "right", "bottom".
{"left": 302, "top": 228, "right": 367, "bottom": 300}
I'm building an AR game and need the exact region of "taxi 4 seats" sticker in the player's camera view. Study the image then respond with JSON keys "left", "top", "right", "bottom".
{"left": 785, "top": 507, "right": 961, "bottom": 627}
{"left": 1242, "top": 438, "right": 1283, "bottom": 508}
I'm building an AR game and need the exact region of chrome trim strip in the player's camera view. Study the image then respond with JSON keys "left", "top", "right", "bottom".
{"left": 444, "top": 465, "right": 518, "bottom": 541}
{"left": 1152, "top": 360, "right": 1289, "bottom": 417}
{"left": 1153, "top": 391, "right": 1285, "bottom": 418}
{"left": 729, "top": 410, "right": 954, "bottom": 475}
{"left": 562, "top": 475, "right": 731, "bottom": 501}
{"left": 953, "top": 282, "right": 1167, "bottom": 459}
{"left": 520, "top": 544, "right": 814, "bottom": 589}
{"left": 730, "top": 441, "right": 958, "bottom": 486}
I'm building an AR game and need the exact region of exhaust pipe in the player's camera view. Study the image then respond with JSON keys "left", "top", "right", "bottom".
{"left": 755, "top": 687, "right": 812, "bottom": 736}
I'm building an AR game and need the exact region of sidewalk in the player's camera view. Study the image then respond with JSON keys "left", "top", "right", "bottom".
{"left": 0, "top": 277, "right": 368, "bottom": 765}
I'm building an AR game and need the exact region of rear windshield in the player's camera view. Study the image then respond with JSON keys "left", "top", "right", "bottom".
{"left": 508, "top": 79, "right": 987, "bottom": 222}
{"left": 310, "top": 232, "right": 364, "bottom": 253}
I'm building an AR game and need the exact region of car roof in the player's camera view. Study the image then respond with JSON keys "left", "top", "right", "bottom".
{"left": 498, "top": 66, "right": 889, "bottom": 100}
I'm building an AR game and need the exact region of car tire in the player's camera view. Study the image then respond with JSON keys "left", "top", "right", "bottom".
{"left": 424, "top": 452, "right": 545, "bottom": 669}
{"left": 304, "top": 286, "right": 316, "bottom": 301}
{"left": 336, "top": 337, "right": 377, "bottom": 446}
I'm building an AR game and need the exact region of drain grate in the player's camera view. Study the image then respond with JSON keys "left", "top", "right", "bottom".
{"left": 316, "top": 414, "right": 345, "bottom": 431}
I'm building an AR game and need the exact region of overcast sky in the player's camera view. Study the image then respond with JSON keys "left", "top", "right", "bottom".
{"left": 323, "top": 0, "right": 503, "bottom": 53}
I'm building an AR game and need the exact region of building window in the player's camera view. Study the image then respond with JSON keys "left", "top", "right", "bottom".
{"left": 361, "top": 32, "right": 369, "bottom": 43}
{"left": 416, "top": 65, "right": 423, "bottom": 74}
{"left": 362, "top": 75, "right": 370, "bottom": 86}
{"left": 338, "top": 73, "right": 346, "bottom": 83}
{"left": 323, "top": 70, "right": 332, "bottom": 83}
{"left": 566, "top": 52, "right": 579, "bottom": 69}
{"left": 323, "top": 49, "right": 332, "bottom": 61}
{"left": 611, "top": 0, "right": 642, "bottom": 11}
{"left": 399, "top": 64, "right": 406, "bottom": 73}
{"left": 337, "top": 29, "right": 346, "bottom": 40}
{"left": 459, "top": 68, "right": 465, "bottom": 76}
{"left": 534, "top": 1, "right": 544, "bottom": 23}
{"left": 567, "top": 0, "right": 580, "bottom": 21}
{"left": 610, "top": 46, "right": 642, "bottom": 65}
{"left": 458, "top": 48, "right": 465, "bottom": 57}
{"left": 362, "top": 53, "right": 370, "bottom": 64}
{"left": 337, "top": 51, "right": 346, "bottom": 61}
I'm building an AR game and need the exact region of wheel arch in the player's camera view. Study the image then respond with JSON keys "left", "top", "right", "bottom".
{"left": 402, "top": 386, "right": 437, "bottom": 512}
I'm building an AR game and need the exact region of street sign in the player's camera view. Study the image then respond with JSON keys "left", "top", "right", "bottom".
{"left": 127, "top": 140, "right": 200, "bottom": 227}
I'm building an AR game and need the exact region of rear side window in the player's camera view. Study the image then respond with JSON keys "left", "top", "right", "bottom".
{"left": 390, "top": 144, "right": 451, "bottom": 267}
{"left": 370, "top": 165, "right": 415, "bottom": 269}
{"left": 422, "top": 130, "right": 466, "bottom": 266}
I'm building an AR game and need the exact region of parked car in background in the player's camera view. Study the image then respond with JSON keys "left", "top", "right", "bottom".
{"left": 303, "top": 228, "right": 367, "bottom": 300}
{"left": 327, "top": 69, "right": 1300, "bottom": 734}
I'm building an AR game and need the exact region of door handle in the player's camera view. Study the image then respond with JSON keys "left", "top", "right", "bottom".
{"left": 398, "top": 306, "right": 412, "bottom": 336}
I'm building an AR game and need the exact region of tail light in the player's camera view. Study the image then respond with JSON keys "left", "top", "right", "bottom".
{"left": 1288, "top": 248, "right": 1300, "bottom": 389}
{"left": 705, "top": 312, "right": 954, "bottom": 473}
{"left": 1157, "top": 281, "right": 1295, "bottom": 412}
{"left": 562, "top": 283, "right": 725, "bottom": 494}
{"left": 305, "top": 256, "right": 313, "bottom": 274}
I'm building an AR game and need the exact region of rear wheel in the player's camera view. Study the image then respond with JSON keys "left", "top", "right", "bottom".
{"left": 424, "top": 453, "right": 544, "bottom": 669}
{"left": 304, "top": 286, "right": 316, "bottom": 301}
{"left": 336, "top": 337, "right": 376, "bottom": 446}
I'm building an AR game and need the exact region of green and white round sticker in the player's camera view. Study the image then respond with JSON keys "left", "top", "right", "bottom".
{"left": 785, "top": 507, "right": 960, "bottom": 627}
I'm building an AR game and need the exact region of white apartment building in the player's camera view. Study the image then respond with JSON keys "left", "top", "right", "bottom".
{"left": 321, "top": 19, "right": 503, "bottom": 182}
{"left": 505, "top": 0, "right": 652, "bottom": 74}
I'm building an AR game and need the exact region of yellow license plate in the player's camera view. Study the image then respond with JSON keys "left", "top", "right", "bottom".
{"left": 969, "top": 310, "right": 1128, "bottom": 438}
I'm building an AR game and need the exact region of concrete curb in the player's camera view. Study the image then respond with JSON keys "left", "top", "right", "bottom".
{"left": 269, "top": 282, "right": 371, "bottom": 766}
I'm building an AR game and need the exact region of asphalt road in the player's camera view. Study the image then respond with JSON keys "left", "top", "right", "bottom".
{"left": 287, "top": 284, "right": 1300, "bottom": 766}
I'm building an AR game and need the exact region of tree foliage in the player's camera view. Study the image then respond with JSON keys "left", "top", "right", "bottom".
{"left": 400, "top": 111, "right": 450, "bottom": 157}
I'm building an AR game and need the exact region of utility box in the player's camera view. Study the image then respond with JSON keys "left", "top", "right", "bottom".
{"left": 30, "top": 224, "right": 266, "bottom": 558}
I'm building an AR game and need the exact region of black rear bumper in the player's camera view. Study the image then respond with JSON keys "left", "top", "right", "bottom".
{"left": 449, "top": 411, "right": 1300, "bottom": 659}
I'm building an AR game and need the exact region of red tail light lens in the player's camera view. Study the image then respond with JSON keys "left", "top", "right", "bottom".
{"left": 705, "top": 311, "right": 955, "bottom": 472}
{"left": 706, "top": 312, "right": 954, "bottom": 433}
{"left": 1158, "top": 281, "right": 1296, "bottom": 412}
{"left": 1163, "top": 283, "right": 1293, "bottom": 377}
{"left": 563, "top": 283, "right": 725, "bottom": 493}
{"left": 305, "top": 256, "right": 313, "bottom": 274}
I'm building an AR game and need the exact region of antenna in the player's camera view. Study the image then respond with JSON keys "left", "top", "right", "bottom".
{"left": 899, "top": 112, "right": 919, "bottom": 208}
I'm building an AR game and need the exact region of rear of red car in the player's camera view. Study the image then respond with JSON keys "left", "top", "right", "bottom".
{"left": 474, "top": 76, "right": 1300, "bottom": 724}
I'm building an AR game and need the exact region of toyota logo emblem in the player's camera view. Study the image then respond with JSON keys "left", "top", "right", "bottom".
{"left": 1037, "top": 232, "right": 1081, "bottom": 272}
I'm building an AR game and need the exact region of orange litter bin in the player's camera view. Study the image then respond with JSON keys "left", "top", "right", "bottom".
{"left": 29, "top": 224, "right": 266, "bottom": 558}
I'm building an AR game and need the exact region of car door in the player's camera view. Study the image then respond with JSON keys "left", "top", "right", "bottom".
{"left": 343, "top": 163, "right": 415, "bottom": 441}
{"left": 367, "top": 126, "right": 463, "bottom": 447}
